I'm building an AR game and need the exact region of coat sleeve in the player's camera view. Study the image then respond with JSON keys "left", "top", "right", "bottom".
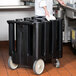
{"left": 39, "top": 0, "right": 47, "bottom": 7}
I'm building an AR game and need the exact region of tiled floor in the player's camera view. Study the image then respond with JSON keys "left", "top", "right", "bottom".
{"left": 0, "top": 44, "right": 76, "bottom": 76}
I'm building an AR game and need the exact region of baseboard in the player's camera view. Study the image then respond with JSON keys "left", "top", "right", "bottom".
{"left": 0, "top": 41, "right": 70, "bottom": 48}
{"left": 0, "top": 41, "right": 9, "bottom": 48}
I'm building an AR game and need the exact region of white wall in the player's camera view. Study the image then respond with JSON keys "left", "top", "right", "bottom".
{"left": 63, "top": 0, "right": 76, "bottom": 4}
{"left": 63, "top": 0, "right": 70, "bottom": 3}
{"left": 0, "top": 0, "right": 22, "bottom": 6}
{"left": 0, "top": 10, "right": 34, "bottom": 41}
{"left": 0, "top": 0, "right": 71, "bottom": 6}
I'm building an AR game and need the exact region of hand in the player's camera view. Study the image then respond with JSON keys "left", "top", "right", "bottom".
{"left": 45, "top": 10, "right": 50, "bottom": 17}
{"left": 43, "top": 6, "right": 50, "bottom": 17}
{"left": 58, "top": 0, "right": 66, "bottom": 6}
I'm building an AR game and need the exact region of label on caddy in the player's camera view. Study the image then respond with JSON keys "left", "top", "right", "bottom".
{"left": 72, "top": 29, "right": 75, "bottom": 40}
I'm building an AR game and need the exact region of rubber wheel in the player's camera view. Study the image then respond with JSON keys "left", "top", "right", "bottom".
{"left": 56, "top": 59, "right": 60, "bottom": 68}
{"left": 8, "top": 56, "right": 18, "bottom": 70}
{"left": 72, "top": 44, "right": 75, "bottom": 48}
{"left": 33, "top": 59, "right": 45, "bottom": 75}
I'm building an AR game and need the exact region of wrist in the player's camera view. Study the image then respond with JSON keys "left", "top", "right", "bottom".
{"left": 43, "top": 6, "right": 47, "bottom": 11}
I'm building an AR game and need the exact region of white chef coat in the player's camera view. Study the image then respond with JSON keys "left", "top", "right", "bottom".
{"left": 35, "top": 0, "right": 53, "bottom": 16}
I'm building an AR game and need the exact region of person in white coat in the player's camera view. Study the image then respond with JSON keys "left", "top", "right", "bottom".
{"left": 35, "top": 0, "right": 66, "bottom": 17}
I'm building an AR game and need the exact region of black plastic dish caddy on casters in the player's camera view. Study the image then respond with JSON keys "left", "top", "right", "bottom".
{"left": 7, "top": 16, "right": 62, "bottom": 75}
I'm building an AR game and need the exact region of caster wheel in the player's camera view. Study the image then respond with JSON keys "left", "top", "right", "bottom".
{"left": 8, "top": 56, "right": 18, "bottom": 70}
{"left": 33, "top": 59, "right": 45, "bottom": 75}
{"left": 72, "top": 44, "right": 75, "bottom": 48}
{"left": 55, "top": 59, "right": 60, "bottom": 68}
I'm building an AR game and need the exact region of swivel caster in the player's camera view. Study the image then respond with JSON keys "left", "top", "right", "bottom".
{"left": 8, "top": 56, "right": 18, "bottom": 70}
{"left": 55, "top": 59, "right": 60, "bottom": 68}
{"left": 33, "top": 59, "right": 45, "bottom": 75}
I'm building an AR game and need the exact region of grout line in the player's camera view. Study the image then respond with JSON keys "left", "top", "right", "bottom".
{"left": 63, "top": 57, "right": 75, "bottom": 76}
{"left": 26, "top": 69, "right": 31, "bottom": 76}
{"left": 45, "top": 63, "right": 61, "bottom": 76}
{"left": 45, "top": 66, "right": 52, "bottom": 76}
{"left": 16, "top": 69, "right": 20, "bottom": 76}
{"left": 59, "top": 57, "right": 73, "bottom": 76}
{"left": 63, "top": 66, "right": 73, "bottom": 76}
{"left": 0, "top": 45, "right": 76, "bottom": 76}
{"left": 0, "top": 50, "right": 9, "bottom": 76}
